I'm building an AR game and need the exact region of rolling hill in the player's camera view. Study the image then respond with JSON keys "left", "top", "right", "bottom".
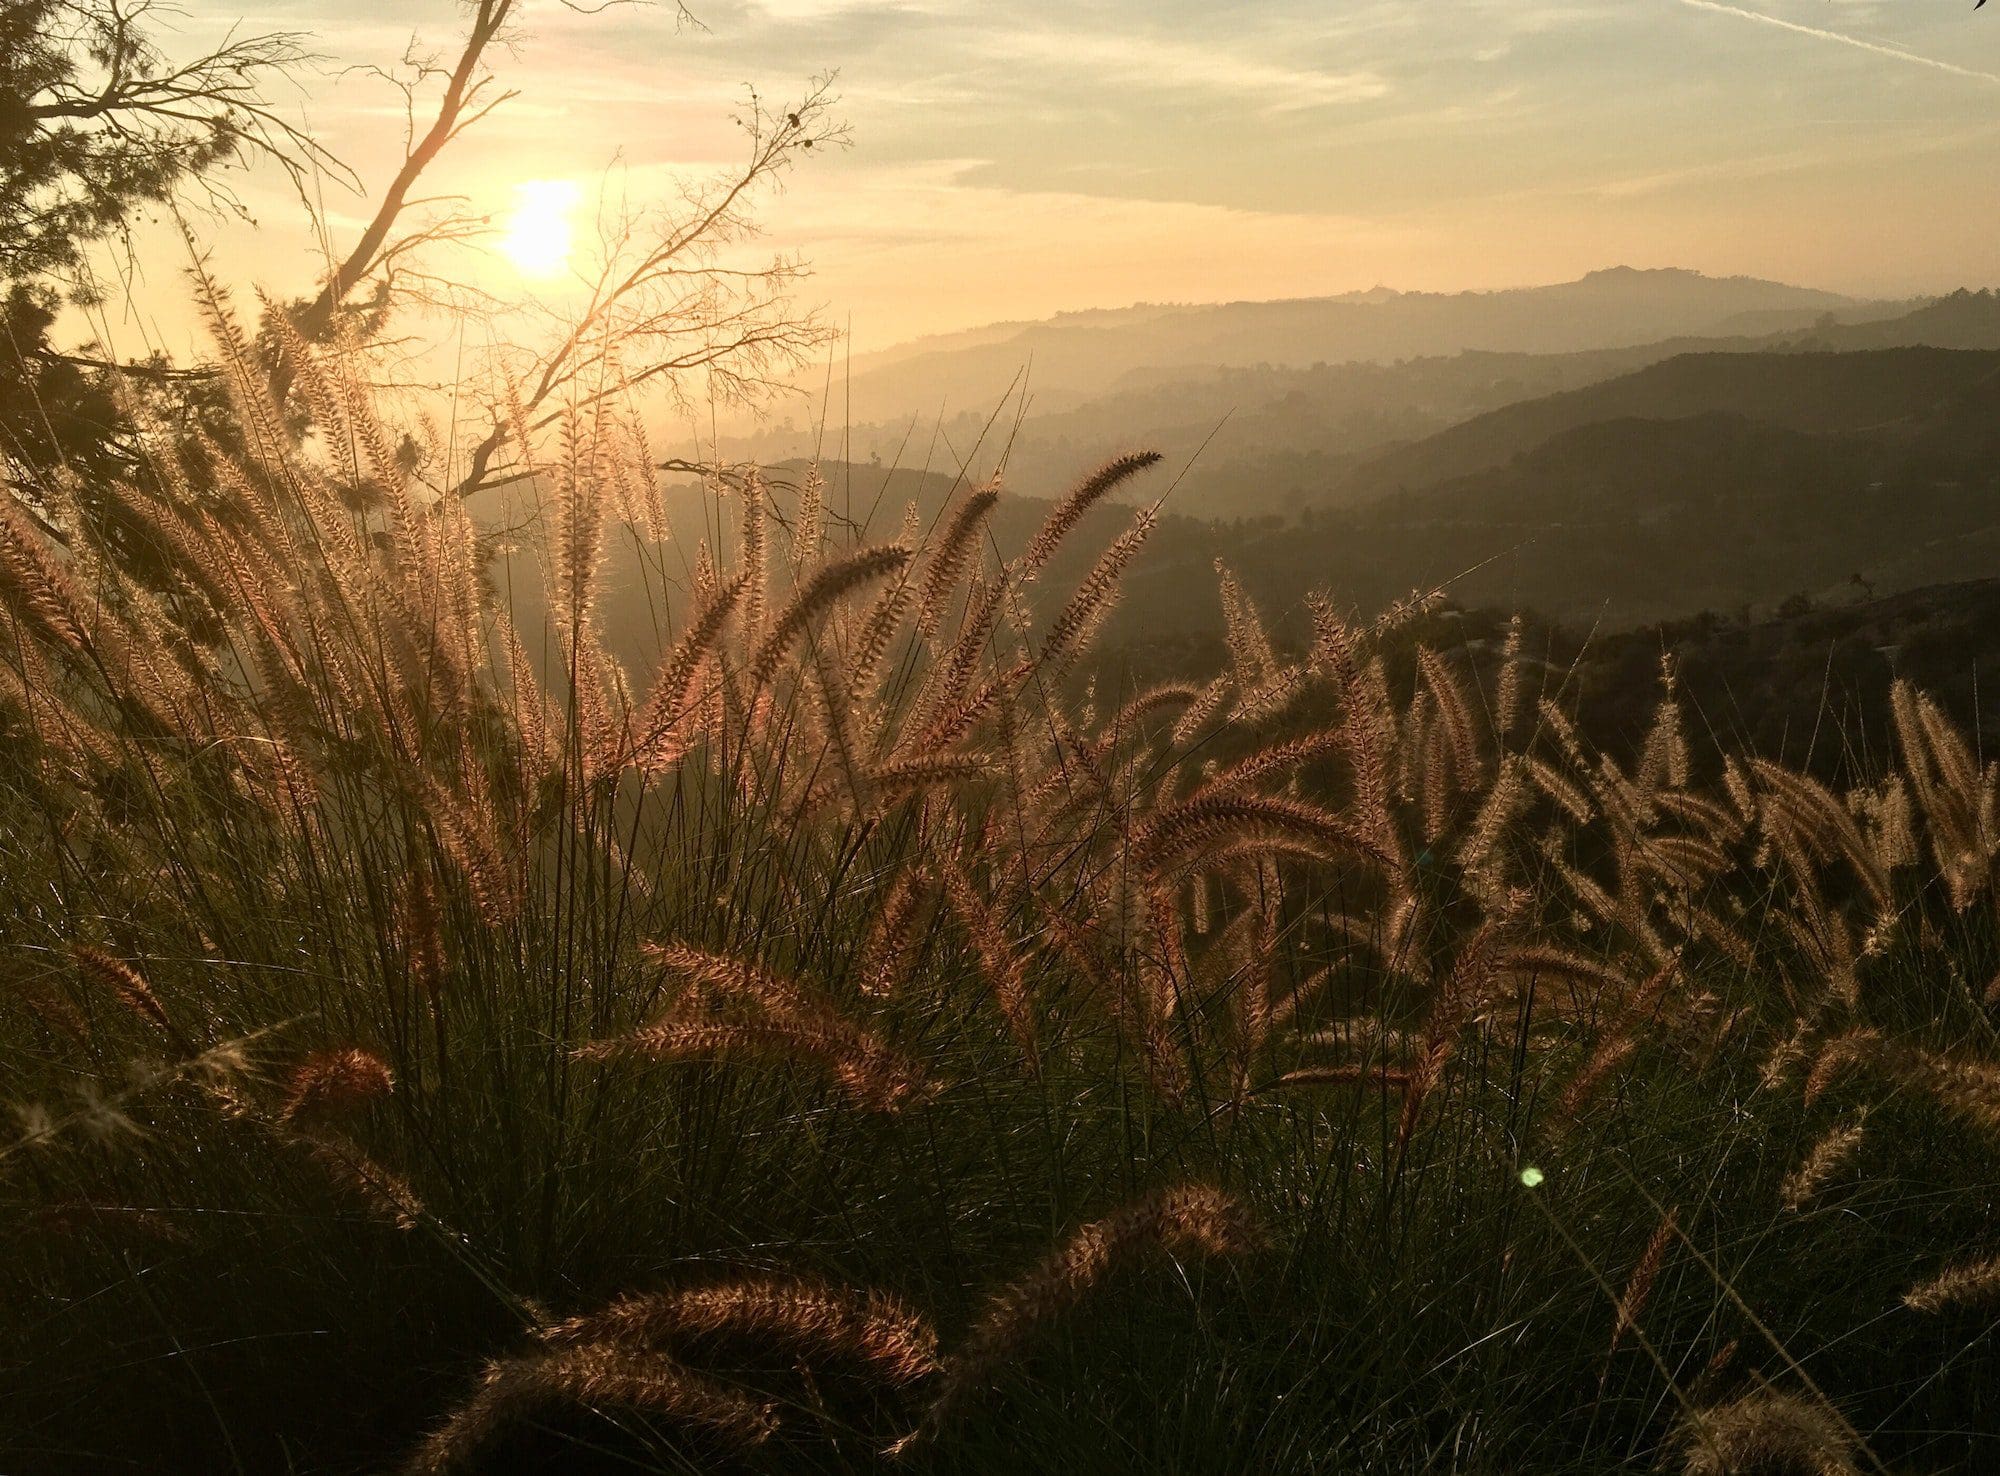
{"left": 1100, "top": 346, "right": 2000, "bottom": 637}
{"left": 822, "top": 267, "right": 1888, "bottom": 417}
{"left": 690, "top": 287, "right": 2000, "bottom": 654}
{"left": 1342, "top": 346, "right": 2000, "bottom": 497}
{"left": 728, "top": 284, "right": 2000, "bottom": 524}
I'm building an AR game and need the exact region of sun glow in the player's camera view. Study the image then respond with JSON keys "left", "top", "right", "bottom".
{"left": 498, "top": 179, "right": 581, "bottom": 279}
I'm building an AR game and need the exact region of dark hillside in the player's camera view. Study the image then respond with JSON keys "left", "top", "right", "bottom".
{"left": 1346, "top": 348, "right": 2000, "bottom": 496}
{"left": 1570, "top": 577, "right": 2000, "bottom": 781}
{"left": 1099, "top": 359, "right": 2000, "bottom": 636}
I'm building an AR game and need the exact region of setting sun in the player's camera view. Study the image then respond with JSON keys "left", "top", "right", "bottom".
{"left": 497, "top": 178, "right": 580, "bottom": 279}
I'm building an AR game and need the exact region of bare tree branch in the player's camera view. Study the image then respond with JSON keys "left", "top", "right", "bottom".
{"left": 446, "top": 77, "right": 847, "bottom": 498}
{"left": 292, "top": 0, "right": 521, "bottom": 340}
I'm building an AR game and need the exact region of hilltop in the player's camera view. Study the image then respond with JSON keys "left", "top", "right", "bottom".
{"left": 821, "top": 267, "right": 1886, "bottom": 416}
{"left": 1090, "top": 343, "right": 2000, "bottom": 637}
{"left": 729, "top": 282, "right": 2000, "bottom": 524}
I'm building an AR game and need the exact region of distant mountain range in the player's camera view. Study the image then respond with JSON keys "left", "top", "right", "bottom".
{"left": 676, "top": 274, "right": 2000, "bottom": 655}
{"left": 820, "top": 266, "right": 1892, "bottom": 417}
{"left": 731, "top": 278, "right": 2000, "bottom": 524}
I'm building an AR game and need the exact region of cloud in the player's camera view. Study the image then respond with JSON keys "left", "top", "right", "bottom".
{"left": 747, "top": 0, "right": 944, "bottom": 15}
{"left": 741, "top": 157, "right": 1428, "bottom": 346}
{"left": 985, "top": 27, "right": 1391, "bottom": 113}
{"left": 1583, "top": 119, "right": 2000, "bottom": 199}
{"left": 1676, "top": 0, "right": 2000, "bottom": 86}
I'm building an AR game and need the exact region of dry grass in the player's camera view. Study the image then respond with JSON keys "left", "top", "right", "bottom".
{"left": 2, "top": 312, "right": 1998, "bottom": 1470}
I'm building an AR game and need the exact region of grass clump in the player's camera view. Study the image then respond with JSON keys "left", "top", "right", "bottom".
{"left": 0, "top": 311, "right": 1997, "bottom": 1472}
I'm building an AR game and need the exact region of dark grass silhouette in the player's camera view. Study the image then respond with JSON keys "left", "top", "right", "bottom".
{"left": 1, "top": 311, "right": 1998, "bottom": 1472}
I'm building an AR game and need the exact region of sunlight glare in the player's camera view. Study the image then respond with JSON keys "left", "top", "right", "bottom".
{"left": 499, "top": 179, "right": 581, "bottom": 280}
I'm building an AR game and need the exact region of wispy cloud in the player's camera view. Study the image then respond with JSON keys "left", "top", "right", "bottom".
{"left": 732, "top": 156, "right": 1429, "bottom": 345}
{"left": 1676, "top": 0, "right": 2000, "bottom": 85}
{"left": 990, "top": 28, "right": 1390, "bottom": 113}
{"left": 1584, "top": 118, "right": 2000, "bottom": 199}
{"left": 125, "top": 0, "right": 2000, "bottom": 347}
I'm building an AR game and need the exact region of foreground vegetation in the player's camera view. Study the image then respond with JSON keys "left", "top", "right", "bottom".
{"left": 3, "top": 313, "right": 2000, "bottom": 1474}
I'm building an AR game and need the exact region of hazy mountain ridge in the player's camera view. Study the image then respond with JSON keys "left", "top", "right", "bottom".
{"left": 703, "top": 282, "right": 2000, "bottom": 646}
{"left": 824, "top": 266, "right": 1893, "bottom": 419}
{"left": 735, "top": 280, "right": 2000, "bottom": 522}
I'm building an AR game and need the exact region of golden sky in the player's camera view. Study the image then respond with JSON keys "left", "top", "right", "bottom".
{"left": 117, "top": 0, "right": 2000, "bottom": 357}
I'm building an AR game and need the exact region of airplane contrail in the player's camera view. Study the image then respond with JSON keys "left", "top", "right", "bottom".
{"left": 1677, "top": 0, "right": 2000, "bottom": 85}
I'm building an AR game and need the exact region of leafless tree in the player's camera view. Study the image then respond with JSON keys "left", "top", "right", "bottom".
{"left": 228, "top": 0, "right": 845, "bottom": 497}
{"left": 447, "top": 77, "right": 845, "bottom": 496}
{"left": 11, "top": 0, "right": 843, "bottom": 500}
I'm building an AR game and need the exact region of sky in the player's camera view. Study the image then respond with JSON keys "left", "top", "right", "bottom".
{"left": 135, "top": 0, "right": 2000, "bottom": 355}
